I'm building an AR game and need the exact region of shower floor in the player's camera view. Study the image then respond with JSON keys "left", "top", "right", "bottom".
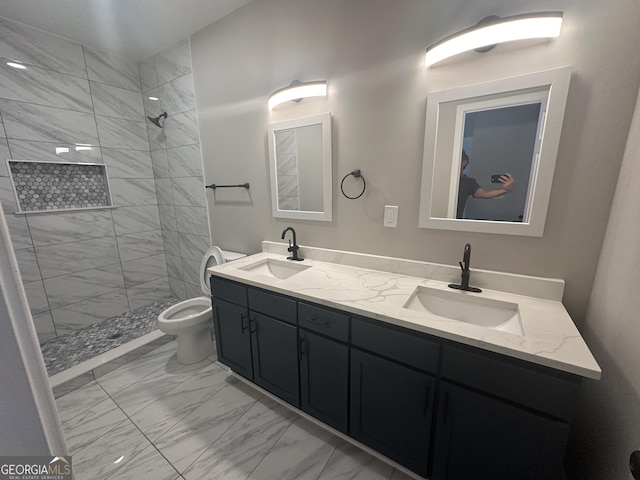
{"left": 40, "top": 298, "right": 179, "bottom": 376}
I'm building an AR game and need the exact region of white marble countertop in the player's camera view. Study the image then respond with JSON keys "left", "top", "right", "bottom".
{"left": 209, "top": 246, "right": 601, "bottom": 380}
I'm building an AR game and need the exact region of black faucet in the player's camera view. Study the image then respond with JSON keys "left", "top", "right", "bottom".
{"left": 281, "top": 227, "right": 303, "bottom": 261}
{"left": 448, "top": 243, "right": 482, "bottom": 293}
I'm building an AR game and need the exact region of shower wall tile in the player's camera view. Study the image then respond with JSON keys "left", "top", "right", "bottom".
{"left": 155, "top": 178, "right": 174, "bottom": 205}
{"left": 43, "top": 263, "right": 125, "bottom": 309}
{"left": 13, "top": 247, "right": 41, "bottom": 283}
{"left": 139, "top": 57, "right": 158, "bottom": 93}
{"left": 35, "top": 236, "right": 120, "bottom": 279}
{"left": 110, "top": 178, "right": 158, "bottom": 206}
{"left": 147, "top": 123, "right": 166, "bottom": 151}
{"left": 90, "top": 82, "right": 145, "bottom": 121}
{"left": 0, "top": 176, "right": 18, "bottom": 215}
{"left": 0, "top": 100, "right": 99, "bottom": 144}
{"left": 168, "top": 144, "right": 202, "bottom": 177}
{"left": 84, "top": 46, "right": 141, "bottom": 91}
{"left": 164, "top": 110, "right": 199, "bottom": 148}
{"left": 155, "top": 39, "right": 191, "bottom": 85}
{"left": 181, "top": 257, "right": 201, "bottom": 286}
{"left": 122, "top": 253, "right": 168, "bottom": 288}
{"left": 168, "top": 276, "right": 187, "bottom": 301}
{"left": 27, "top": 210, "right": 115, "bottom": 246}
{"left": 23, "top": 280, "right": 50, "bottom": 314}
{"left": 6, "top": 214, "right": 32, "bottom": 249}
{"left": 8, "top": 139, "right": 102, "bottom": 163}
{"left": 117, "top": 230, "right": 165, "bottom": 262}
{"left": 0, "top": 141, "right": 8, "bottom": 176}
{"left": 52, "top": 290, "right": 130, "bottom": 335}
{"left": 113, "top": 205, "right": 161, "bottom": 235}
{"left": 162, "top": 230, "right": 180, "bottom": 257}
{"left": 165, "top": 254, "right": 183, "bottom": 280}
{"left": 179, "top": 232, "right": 210, "bottom": 261}
{"left": 0, "top": 61, "right": 93, "bottom": 112}
{"left": 102, "top": 148, "right": 153, "bottom": 179}
{"left": 126, "top": 276, "right": 172, "bottom": 310}
{"left": 151, "top": 150, "right": 170, "bottom": 178}
{"left": 184, "top": 281, "right": 202, "bottom": 299}
{"left": 175, "top": 206, "right": 209, "bottom": 237}
{"left": 96, "top": 115, "right": 149, "bottom": 150}
{"left": 33, "top": 311, "right": 57, "bottom": 343}
{"left": 0, "top": 17, "right": 87, "bottom": 78}
{"left": 158, "top": 205, "right": 177, "bottom": 232}
{"left": 143, "top": 88, "right": 163, "bottom": 119}
{"left": 172, "top": 176, "right": 206, "bottom": 207}
{"left": 159, "top": 73, "right": 195, "bottom": 115}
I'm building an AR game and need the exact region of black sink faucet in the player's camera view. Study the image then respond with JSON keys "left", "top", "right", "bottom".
{"left": 448, "top": 243, "right": 482, "bottom": 293}
{"left": 281, "top": 227, "right": 303, "bottom": 261}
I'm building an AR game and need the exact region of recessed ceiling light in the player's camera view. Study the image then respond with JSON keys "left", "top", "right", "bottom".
{"left": 7, "top": 61, "right": 27, "bottom": 70}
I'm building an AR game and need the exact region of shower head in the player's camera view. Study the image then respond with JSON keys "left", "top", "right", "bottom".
{"left": 147, "top": 112, "right": 168, "bottom": 128}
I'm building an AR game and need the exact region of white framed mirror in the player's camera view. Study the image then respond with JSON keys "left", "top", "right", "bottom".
{"left": 267, "top": 112, "right": 332, "bottom": 221}
{"left": 418, "top": 67, "right": 572, "bottom": 236}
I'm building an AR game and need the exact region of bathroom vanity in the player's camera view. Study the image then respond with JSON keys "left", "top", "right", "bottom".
{"left": 208, "top": 242, "right": 600, "bottom": 480}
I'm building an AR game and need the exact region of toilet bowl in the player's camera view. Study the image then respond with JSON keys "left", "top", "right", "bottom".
{"left": 157, "top": 246, "right": 245, "bottom": 364}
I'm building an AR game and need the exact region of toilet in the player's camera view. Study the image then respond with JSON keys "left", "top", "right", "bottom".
{"left": 157, "top": 246, "right": 246, "bottom": 364}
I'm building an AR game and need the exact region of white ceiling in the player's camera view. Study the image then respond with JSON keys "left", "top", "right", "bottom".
{"left": 0, "top": 0, "right": 255, "bottom": 60}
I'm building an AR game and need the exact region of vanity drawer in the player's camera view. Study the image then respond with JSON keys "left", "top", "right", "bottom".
{"left": 298, "top": 302, "right": 350, "bottom": 342}
{"left": 210, "top": 276, "right": 247, "bottom": 307}
{"left": 442, "top": 345, "right": 581, "bottom": 421}
{"left": 351, "top": 317, "right": 440, "bottom": 374}
{"left": 248, "top": 287, "right": 297, "bottom": 325}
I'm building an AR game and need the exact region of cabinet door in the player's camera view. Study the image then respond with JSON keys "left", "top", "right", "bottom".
{"left": 432, "top": 382, "right": 570, "bottom": 480}
{"left": 350, "top": 348, "right": 434, "bottom": 477}
{"left": 212, "top": 298, "right": 253, "bottom": 379}
{"left": 250, "top": 312, "right": 300, "bottom": 407}
{"left": 299, "top": 330, "right": 349, "bottom": 433}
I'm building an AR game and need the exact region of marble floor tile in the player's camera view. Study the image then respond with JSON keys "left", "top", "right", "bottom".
{"left": 55, "top": 380, "right": 111, "bottom": 424}
{"left": 52, "top": 371, "right": 95, "bottom": 399}
{"left": 317, "top": 441, "right": 394, "bottom": 480}
{"left": 183, "top": 396, "right": 297, "bottom": 480}
{"left": 84, "top": 46, "right": 141, "bottom": 92}
{"left": 32, "top": 311, "right": 57, "bottom": 343}
{"left": 154, "top": 380, "right": 262, "bottom": 473}
{"left": 104, "top": 444, "right": 179, "bottom": 480}
{"left": 246, "top": 416, "right": 340, "bottom": 480}
{"left": 23, "top": 280, "right": 50, "bottom": 314}
{"left": 90, "top": 81, "right": 145, "bottom": 121}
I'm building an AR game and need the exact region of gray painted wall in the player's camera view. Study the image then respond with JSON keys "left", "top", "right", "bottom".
{"left": 190, "top": 0, "right": 640, "bottom": 323}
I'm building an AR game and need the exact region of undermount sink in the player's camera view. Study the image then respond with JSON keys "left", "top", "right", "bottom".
{"left": 403, "top": 286, "right": 524, "bottom": 336}
{"left": 239, "top": 258, "right": 310, "bottom": 280}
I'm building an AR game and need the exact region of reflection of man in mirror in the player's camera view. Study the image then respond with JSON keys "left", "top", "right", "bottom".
{"left": 457, "top": 150, "right": 514, "bottom": 219}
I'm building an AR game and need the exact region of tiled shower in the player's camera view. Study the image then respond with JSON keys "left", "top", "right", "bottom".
{"left": 0, "top": 17, "right": 210, "bottom": 349}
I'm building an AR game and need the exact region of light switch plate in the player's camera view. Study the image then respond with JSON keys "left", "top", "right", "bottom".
{"left": 384, "top": 205, "right": 398, "bottom": 227}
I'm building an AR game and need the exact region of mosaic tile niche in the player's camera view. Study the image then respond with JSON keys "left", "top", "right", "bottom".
{"left": 8, "top": 161, "right": 112, "bottom": 213}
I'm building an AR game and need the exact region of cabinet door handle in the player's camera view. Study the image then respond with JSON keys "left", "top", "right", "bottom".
{"left": 249, "top": 316, "right": 257, "bottom": 334}
{"left": 423, "top": 385, "right": 431, "bottom": 417}
{"left": 307, "top": 315, "right": 331, "bottom": 328}
{"left": 240, "top": 313, "right": 247, "bottom": 333}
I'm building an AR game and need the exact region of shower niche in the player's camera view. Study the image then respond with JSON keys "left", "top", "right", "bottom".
{"left": 7, "top": 160, "right": 114, "bottom": 214}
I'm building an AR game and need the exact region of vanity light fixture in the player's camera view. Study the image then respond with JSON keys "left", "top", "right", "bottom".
{"left": 6, "top": 61, "right": 27, "bottom": 69}
{"left": 268, "top": 80, "right": 327, "bottom": 110}
{"left": 425, "top": 12, "right": 563, "bottom": 68}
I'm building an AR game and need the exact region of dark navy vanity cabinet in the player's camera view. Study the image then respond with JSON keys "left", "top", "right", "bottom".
{"left": 210, "top": 275, "right": 581, "bottom": 480}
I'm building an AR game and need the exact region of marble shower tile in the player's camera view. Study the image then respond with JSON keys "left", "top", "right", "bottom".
{"left": 151, "top": 149, "right": 170, "bottom": 178}
{"left": 155, "top": 178, "right": 174, "bottom": 205}
{"left": 43, "top": 263, "right": 125, "bottom": 309}
{"left": 26, "top": 209, "right": 115, "bottom": 246}
{"left": 117, "top": 229, "right": 165, "bottom": 262}
{"left": 35, "top": 236, "right": 120, "bottom": 279}
{"left": 13, "top": 247, "right": 41, "bottom": 283}
{"left": 165, "top": 110, "right": 200, "bottom": 148}
{"left": 0, "top": 17, "right": 87, "bottom": 78}
{"left": 126, "top": 276, "right": 172, "bottom": 310}
{"left": 181, "top": 257, "right": 201, "bottom": 286}
{"left": 0, "top": 99, "right": 99, "bottom": 144}
{"left": 248, "top": 417, "right": 339, "bottom": 480}
{"left": 165, "top": 254, "right": 184, "bottom": 280}
{"left": 148, "top": 122, "right": 166, "bottom": 151}
{"left": 156, "top": 39, "right": 192, "bottom": 85}
{"left": 110, "top": 178, "right": 158, "bottom": 206}
{"left": 139, "top": 56, "right": 158, "bottom": 93}
{"left": 275, "top": 129, "right": 296, "bottom": 154}
{"left": 178, "top": 232, "right": 210, "bottom": 261}
{"left": 175, "top": 206, "right": 209, "bottom": 237}
{"left": 90, "top": 81, "right": 145, "bottom": 121}
{"left": 23, "top": 280, "right": 49, "bottom": 314}
{"left": 0, "top": 61, "right": 92, "bottom": 112}
{"left": 143, "top": 88, "right": 163, "bottom": 119}
{"left": 8, "top": 139, "right": 101, "bottom": 163}
{"left": 5, "top": 214, "right": 32, "bottom": 249}
{"left": 159, "top": 204, "right": 177, "bottom": 232}
{"left": 106, "top": 444, "right": 179, "bottom": 480}
{"left": 163, "top": 230, "right": 180, "bottom": 256}
{"left": 167, "top": 144, "right": 203, "bottom": 177}
{"left": 154, "top": 381, "right": 261, "bottom": 473}
{"left": 168, "top": 276, "right": 187, "bottom": 300}
{"left": 0, "top": 138, "right": 10, "bottom": 177}
{"left": 276, "top": 153, "right": 298, "bottom": 177}
{"left": 172, "top": 176, "right": 206, "bottom": 207}
{"left": 183, "top": 396, "right": 297, "bottom": 480}
{"left": 51, "top": 289, "right": 130, "bottom": 335}
{"left": 102, "top": 148, "right": 153, "bottom": 178}
{"left": 122, "top": 253, "right": 168, "bottom": 288}
{"left": 32, "top": 311, "right": 57, "bottom": 344}
{"left": 316, "top": 441, "right": 394, "bottom": 480}
{"left": 113, "top": 205, "right": 161, "bottom": 235}
{"left": 84, "top": 46, "right": 141, "bottom": 91}
{"left": 184, "top": 281, "right": 203, "bottom": 299}
{"left": 0, "top": 176, "right": 18, "bottom": 214}
{"left": 159, "top": 73, "right": 195, "bottom": 115}
{"left": 96, "top": 115, "right": 149, "bottom": 150}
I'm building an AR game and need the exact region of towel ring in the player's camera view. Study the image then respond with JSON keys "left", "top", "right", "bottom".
{"left": 340, "top": 169, "right": 366, "bottom": 200}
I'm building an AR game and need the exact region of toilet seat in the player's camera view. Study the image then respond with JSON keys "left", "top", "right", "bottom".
{"left": 157, "top": 297, "right": 211, "bottom": 332}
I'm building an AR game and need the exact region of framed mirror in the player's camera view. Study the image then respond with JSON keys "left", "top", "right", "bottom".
{"left": 267, "top": 112, "right": 332, "bottom": 221}
{"left": 418, "top": 67, "right": 572, "bottom": 236}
